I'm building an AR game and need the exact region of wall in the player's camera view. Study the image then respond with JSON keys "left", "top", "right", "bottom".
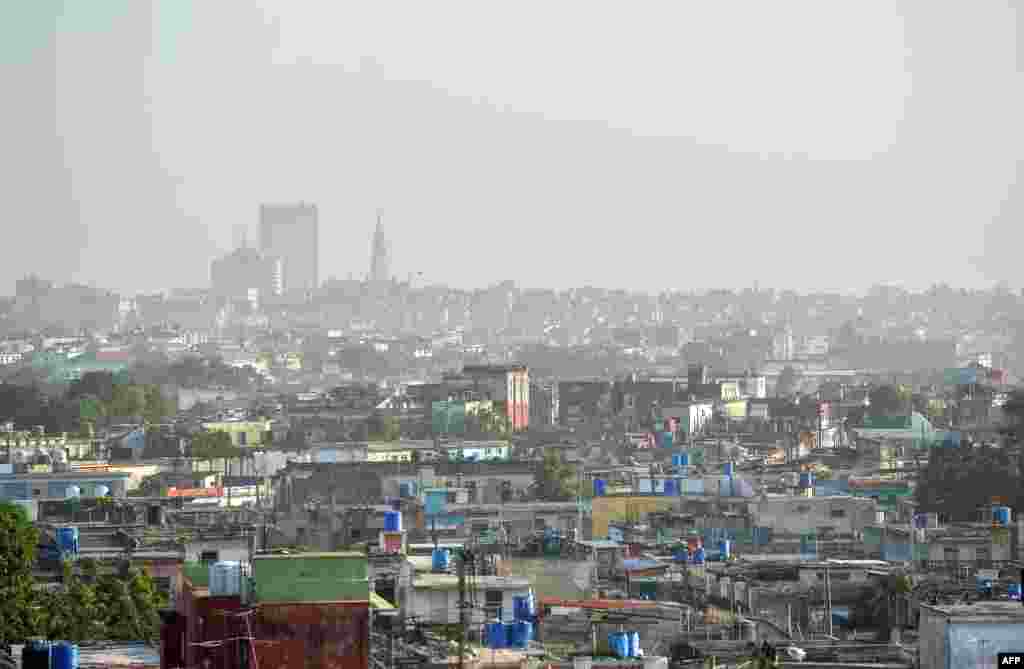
{"left": 408, "top": 582, "right": 530, "bottom": 624}
{"left": 184, "top": 538, "right": 250, "bottom": 563}
{"left": 202, "top": 420, "right": 273, "bottom": 448}
{"left": 591, "top": 496, "right": 678, "bottom": 539}
{"left": 751, "top": 497, "right": 873, "bottom": 535}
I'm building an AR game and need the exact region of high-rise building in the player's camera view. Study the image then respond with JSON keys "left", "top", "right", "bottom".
{"left": 259, "top": 203, "right": 319, "bottom": 295}
{"left": 369, "top": 209, "right": 391, "bottom": 283}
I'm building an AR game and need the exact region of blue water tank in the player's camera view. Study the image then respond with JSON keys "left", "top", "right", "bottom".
{"left": 1008, "top": 583, "right": 1022, "bottom": 601}
{"left": 383, "top": 511, "right": 402, "bottom": 532}
{"left": 56, "top": 527, "right": 79, "bottom": 555}
{"left": 608, "top": 632, "right": 630, "bottom": 659}
{"left": 719, "top": 540, "right": 731, "bottom": 560}
{"left": 513, "top": 594, "right": 536, "bottom": 620}
{"left": 693, "top": 547, "right": 706, "bottom": 565}
{"left": 399, "top": 482, "right": 413, "bottom": 498}
{"left": 628, "top": 631, "right": 640, "bottom": 658}
{"left": 506, "top": 621, "right": 533, "bottom": 648}
{"left": 723, "top": 462, "right": 734, "bottom": 478}
{"left": 22, "top": 640, "right": 52, "bottom": 669}
{"left": 486, "top": 622, "right": 507, "bottom": 648}
{"left": 593, "top": 479, "right": 606, "bottom": 497}
{"left": 664, "top": 479, "right": 677, "bottom": 496}
{"left": 993, "top": 506, "right": 1012, "bottom": 526}
{"left": 431, "top": 548, "right": 451, "bottom": 572}
{"left": 52, "top": 642, "right": 79, "bottom": 669}
{"left": 799, "top": 472, "right": 814, "bottom": 488}
{"left": 976, "top": 578, "right": 993, "bottom": 594}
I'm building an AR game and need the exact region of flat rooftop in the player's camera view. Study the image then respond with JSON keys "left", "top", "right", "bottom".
{"left": 920, "top": 601, "right": 1024, "bottom": 622}
{"left": 413, "top": 573, "right": 531, "bottom": 590}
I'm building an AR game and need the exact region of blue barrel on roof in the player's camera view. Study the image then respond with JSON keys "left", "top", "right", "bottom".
{"left": 486, "top": 622, "right": 506, "bottom": 648}
{"left": 799, "top": 472, "right": 815, "bottom": 489}
{"left": 1008, "top": 583, "right": 1022, "bottom": 601}
{"left": 56, "top": 527, "right": 79, "bottom": 555}
{"left": 593, "top": 479, "right": 606, "bottom": 497}
{"left": 513, "top": 595, "right": 536, "bottom": 621}
{"left": 628, "top": 631, "right": 640, "bottom": 657}
{"left": 609, "top": 632, "right": 630, "bottom": 659}
{"left": 723, "top": 462, "right": 734, "bottom": 478}
{"left": 664, "top": 479, "right": 677, "bottom": 496}
{"left": 384, "top": 511, "right": 402, "bottom": 532}
{"left": 693, "top": 547, "right": 706, "bottom": 565}
{"left": 719, "top": 540, "right": 731, "bottom": 560}
{"left": 431, "top": 548, "right": 451, "bottom": 572}
{"left": 993, "top": 506, "right": 1012, "bottom": 526}
{"left": 506, "top": 621, "right": 532, "bottom": 648}
{"left": 52, "top": 642, "right": 79, "bottom": 669}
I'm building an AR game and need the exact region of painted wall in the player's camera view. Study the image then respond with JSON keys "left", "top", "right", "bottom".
{"left": 201, "top": 420, "right": 273, "bottom": 447}
{"left": 591, "top": 496, "right": 677, "bottom": 539}
{"left": 408, "top": 581, "right": 530, "bottom": 624}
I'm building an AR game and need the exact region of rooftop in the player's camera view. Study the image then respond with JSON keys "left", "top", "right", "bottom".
{"left": 412, "top": 573, "right": 531, "bottom": 590}
{"left": 920, "top": 601, "right": 1024, "bottom": 622}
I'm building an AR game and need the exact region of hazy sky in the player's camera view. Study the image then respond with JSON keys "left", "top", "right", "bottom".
{"left": 2, "top": 1, "right": 1021, "bottom": 295}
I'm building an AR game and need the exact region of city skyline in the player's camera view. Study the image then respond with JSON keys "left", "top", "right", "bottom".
{"left": 2, "top": 2, "right": 1022, "bottom": 295}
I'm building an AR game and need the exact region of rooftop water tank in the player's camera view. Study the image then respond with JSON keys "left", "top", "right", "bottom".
{"left": 51, "top": 641, "right": 79, "bottom": 669}
{"left": 209, "top": 561, "right": 243, "bottom": 597}
{"left": 65, "top": 485, "right": 81, "bottom": 499}
{"left": 93, "top": 484, "right": 110, "bottom": 498}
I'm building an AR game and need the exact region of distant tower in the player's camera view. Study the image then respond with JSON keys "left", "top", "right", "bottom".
{"left": 369, "top": 209, "right": 392, "bottom": 282}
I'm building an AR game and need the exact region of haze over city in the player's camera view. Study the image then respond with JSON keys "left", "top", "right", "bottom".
{"left": 2, "top": 1, "right": 1022, "bottom": 294}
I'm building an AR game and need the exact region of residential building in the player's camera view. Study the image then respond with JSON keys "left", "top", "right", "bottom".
{"left": 558, "top": 380, "right": 611, "bottom": 427}
{"left": 407, "top": 573, "right": 532, "bottom": 624}
{"left": 446, "top": 364, "right": 530, "bottom": 431}
{"left": 200, "top": 419, "right": 274, "bottom": 448}
{"left": 259, "top": 202, "right": 319, "bottom": 295}
{"left": 918, "top": 602, "right": 1024, "bottom": 669}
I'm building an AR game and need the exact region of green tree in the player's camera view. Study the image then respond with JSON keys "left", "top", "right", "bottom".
{"left": 141, "top": 385, "right": 175, "bottom": 426}
{"left": 536, "top": 451, "right": 577, "bottom": 501}
{"left": 109, "top": 384, "right": 146, "bottom": 420}
{"left": 190, "top": 429, "right": 234, "bottom": 472}
{"left": 44, "top": 564, "right": 104, "bottom": 642}
{"left": 0, "top": 503, "right": 41, "bottom": 645}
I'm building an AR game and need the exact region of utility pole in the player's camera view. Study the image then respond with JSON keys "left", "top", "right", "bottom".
{"left": 825, "top": 565, "right": 833, "bottom": 638}
{"left": 457, "top": 552, "right": 466, "bottom": 669}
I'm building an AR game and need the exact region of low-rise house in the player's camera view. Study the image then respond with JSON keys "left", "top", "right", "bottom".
{"left": 918, "top": 601, "right": 1024, "bottom": 669}
{"left": 407, "top": 573, "right": 532, "bottom": 624}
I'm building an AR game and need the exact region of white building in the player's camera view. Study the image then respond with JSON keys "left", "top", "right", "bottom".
{"left": 407, "top": 573, "right": 532, "bottom": 624}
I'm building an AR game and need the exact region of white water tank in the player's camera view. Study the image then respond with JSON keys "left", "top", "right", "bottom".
{"left": 209, "top": 561, "right": 243, "bottom": 597}
{"left": 65, "top": 485, "right": 81, "bottom": 499}
{"left": 93, "top": 485, "right": 110, "bottom": 497}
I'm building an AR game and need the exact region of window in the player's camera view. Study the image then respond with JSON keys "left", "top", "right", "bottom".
{"left": 485, "top": 590, "right": 503, "bottom": 618}
{"left": 238, "top": 431, "right": 247, "bottom": 446}
{"left": 830, "top": 509, "right": 846, "bottom": 519}
{"left": 199, "top": 551, "right": 219, "bottom": 563}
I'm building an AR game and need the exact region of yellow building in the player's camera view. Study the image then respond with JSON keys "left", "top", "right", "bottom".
{"left": 591, "top": 495, "right": 678, "bottom": 539}
{"left": 201, "top": 420, "right": 274, "bottom": 448}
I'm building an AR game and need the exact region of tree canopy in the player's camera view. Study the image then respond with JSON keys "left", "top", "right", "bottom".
{"left": 0, "top": 505, "right": 164, "bottom": 644}
{"left": 535, "top": 451, "right": 577, "bottom": 501}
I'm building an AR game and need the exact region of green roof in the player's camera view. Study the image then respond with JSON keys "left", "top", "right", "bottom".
{"left": 252, "top": 552, "right": 369, "bottom": 602}
{"left": 183, "top": 562, "right": 210, "bottom": 587}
